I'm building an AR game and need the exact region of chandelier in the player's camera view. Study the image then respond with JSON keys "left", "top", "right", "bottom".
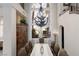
{"left": 35, "top": 3, "right": 48, "bottom": 27}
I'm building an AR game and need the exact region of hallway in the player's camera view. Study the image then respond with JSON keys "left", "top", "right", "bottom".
{"left": 0, "top": 3, "right": 79, "bottom": 56}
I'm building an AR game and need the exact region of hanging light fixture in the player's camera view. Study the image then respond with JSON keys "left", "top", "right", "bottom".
{"left": 35, "top": 3, "right": 48, "bottom": 27}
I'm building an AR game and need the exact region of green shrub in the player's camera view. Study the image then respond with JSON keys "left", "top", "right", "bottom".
{"left": 20, "top": 18, "right": 26, "bottom": 24}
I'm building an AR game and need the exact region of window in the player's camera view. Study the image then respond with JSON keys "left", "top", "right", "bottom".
{"left": 32, "top": 3, "right": 50, "bottom": 38}
{"left": 0, "top": 17, "right": 3, "bottom": 38}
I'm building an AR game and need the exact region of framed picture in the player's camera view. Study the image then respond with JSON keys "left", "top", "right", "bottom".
{"left": 59, "top": 3, "right": 70, "bottom": 16}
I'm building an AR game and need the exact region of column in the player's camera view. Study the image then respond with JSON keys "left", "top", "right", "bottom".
{"left": 3, "top": 4, "right": 16, "bottom": 56}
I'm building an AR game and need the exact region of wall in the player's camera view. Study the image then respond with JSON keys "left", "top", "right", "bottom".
{"left": 24, "top": 3, "right": 32, "bottom": 41}
{"left": 24, "top": 3, "right": 59, "bottom": 45}
{"left": 49, "top": 4, "right": 59, "bottom": 42}
{"left": 58, "top": 11, "right": 79, "bottom": 56}
{"left": 3, "top": 4, "right": 16, "bottom": 56}
{"left": 13, "top": 4, "right": 27, "bottom": 17}
{"left": 0, "top": 6, "right": 3, "bottom": 56}
{"left": 0, "top": 7, "right": 3, "bottom": 41}
{"left": 2, "top": 4, "right": 26, "bottom": 56}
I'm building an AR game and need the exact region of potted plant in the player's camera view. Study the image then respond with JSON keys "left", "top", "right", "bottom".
{"left": 20, "top": 18, "right": 27, "bottom": 25}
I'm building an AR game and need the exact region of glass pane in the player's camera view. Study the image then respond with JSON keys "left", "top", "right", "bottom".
{"left": 32, "top": 3, "right": 50, "bottom": 38}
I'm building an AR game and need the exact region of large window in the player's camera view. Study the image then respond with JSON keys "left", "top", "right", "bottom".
{"left": 32, "top": 3, "right": 50, "bottom": 38}
{"left": 0, "top": 17, "right": 3, "bottom": 38}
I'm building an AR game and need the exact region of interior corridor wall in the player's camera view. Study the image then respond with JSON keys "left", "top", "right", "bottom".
{"left": 3, "top": 4, "right": 16, "bottom": 56}
{"left": 58, "top": 11, "right": 79, "bottom": 56}
{"left": 49, "top": 4, "right": 59, "bottom": 43}
{"left": 3, "top": 4, "right": 26, "bottom": 56}
{"left": 24, "top": 3, "right": 32, "bottom": 41}
{"left": 24, "top": 3, "right": 59, "bottom": 45}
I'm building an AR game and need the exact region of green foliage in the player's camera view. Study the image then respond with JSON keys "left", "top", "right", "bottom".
{"left": 20, "top": 18, "right": 26, "bottom": 24}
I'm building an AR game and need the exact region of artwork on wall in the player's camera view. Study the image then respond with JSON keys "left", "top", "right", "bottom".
{"left": 72, "top": 3, "right": 79, "bottom": 14}
{"left": 63, "top": 3, "right": 79, "bottom": 14}
{"left": 59, "top": 3, "right": 70, "bottom": 16}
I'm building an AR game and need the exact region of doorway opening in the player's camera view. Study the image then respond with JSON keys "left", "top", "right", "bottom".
{"left": 60, "top": 25, "right": 64, "bottom": 49}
